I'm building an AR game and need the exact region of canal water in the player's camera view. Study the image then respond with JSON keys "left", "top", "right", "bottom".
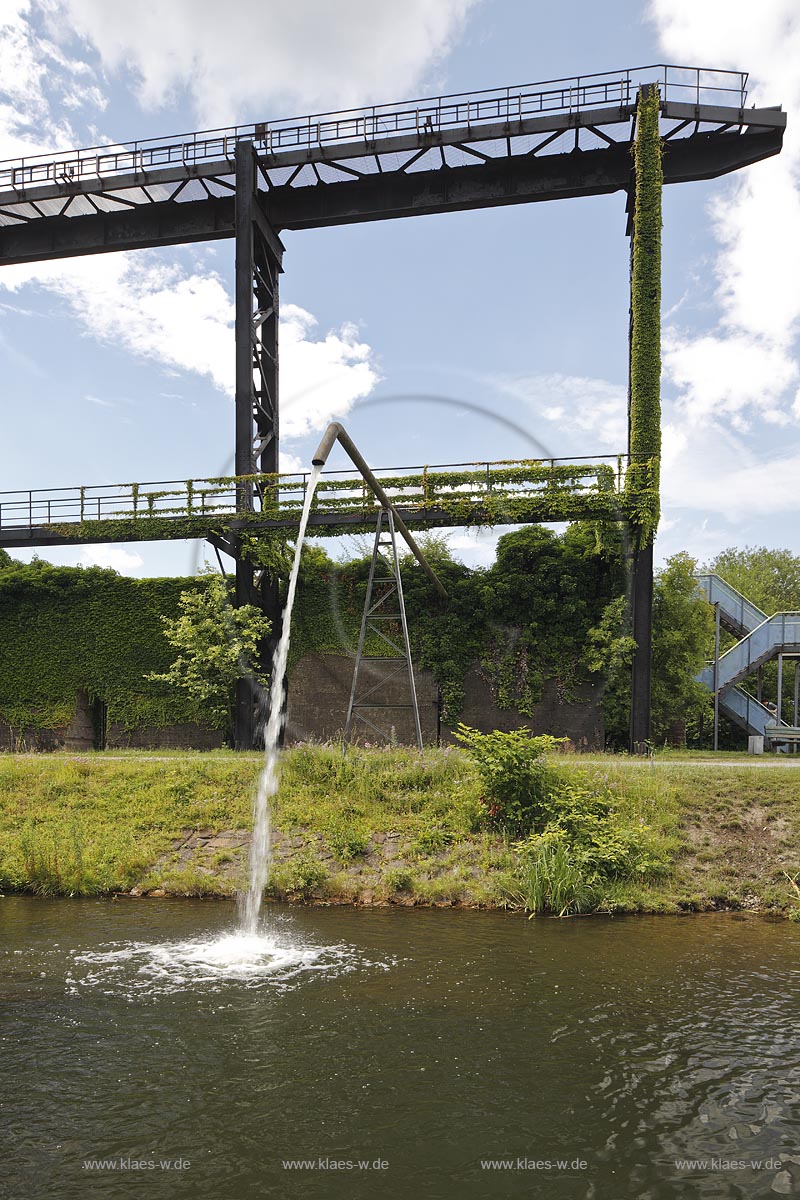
{"left": 2, "top": 898, "right": 798, "bottom": 1200}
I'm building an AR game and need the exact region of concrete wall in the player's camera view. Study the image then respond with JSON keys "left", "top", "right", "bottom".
{"left": 0, "top": 686, "right": 223, "bottom": 752}
{"left": 0, "top": 688, "right": 96, "bottom": 752}
{"left": 105, "top": 723, "right": 224, "bottom": 750}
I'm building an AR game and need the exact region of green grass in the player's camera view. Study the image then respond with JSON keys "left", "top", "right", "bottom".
{"left": 0, "top": 747, "right": 798, "bottom": 914}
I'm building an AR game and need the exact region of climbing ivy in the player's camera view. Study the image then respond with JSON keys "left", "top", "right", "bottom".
{"left": 0, "top": 521, "right": 627, "bottom": 735}
{"left": 288, "top": 525, "right": 625, "bottom": 722}
{"left": 0, "top": 561, "right": 214, "bottom": 731}
{"left": 626, "top": 84, "right": 663, "bottom": 548}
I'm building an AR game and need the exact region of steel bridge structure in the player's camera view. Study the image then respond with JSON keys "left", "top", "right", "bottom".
{"left": 0, "top": 63, "right": 786, "bottom": 748}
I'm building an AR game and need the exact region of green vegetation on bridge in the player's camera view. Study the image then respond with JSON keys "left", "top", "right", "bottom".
{"left": 0, "top": 457, "right": 634, "bottom": 549}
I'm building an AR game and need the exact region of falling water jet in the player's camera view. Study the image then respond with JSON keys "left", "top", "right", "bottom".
{"left": 238, "top": 464, "right": 321, "bottom": 935}
{"left": 237, "top": 424, "right": 447, "bottom": 935}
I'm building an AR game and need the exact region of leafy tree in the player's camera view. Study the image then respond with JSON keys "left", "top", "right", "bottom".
{"left": 588, "top": 552, "right": 714, "bottom": 746}
{"left": 706, "top": 546, "right": 800, "bottom": 614}
{"left": 480, "top": 523, "right": 625, "bottom": 714}
{"left": 147, "top": 572, "right": 271, "bottom": 742}
{"left": 651, "top": 552, "right": 715, "bottom": 741}
{"left": 400, "top": 536, "right": 486, "bottom": 720}
{"left": 584, "top": 595, "right": 636, "bottom": 745}
{"left": 0, "top": 549, "right": 11, "bottom": 569}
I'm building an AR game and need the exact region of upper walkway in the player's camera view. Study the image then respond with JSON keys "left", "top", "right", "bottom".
{"left": 0, "top": 64, "right": 784, "bottom": 263}
{"left": 0, "top": 455, "right": 624, "bottom": 549}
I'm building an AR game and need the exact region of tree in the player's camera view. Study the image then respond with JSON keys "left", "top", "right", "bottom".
{"left": 147, "top": 572, "right": 271, "bottom": 742}
{"left": 707, "top": 546, "right": 800, "bottom": 614}
{"left": 587, "top": 551, "right": 714, "bottom": 746}
{"left": 651, "top": 552, "right": 715, "bottom": 742}
{"left": 480, "top": 524, "right": 625, "bottom": 715}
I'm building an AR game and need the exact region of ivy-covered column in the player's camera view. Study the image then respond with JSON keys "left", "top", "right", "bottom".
{"left": 626, "top": 84, "right": 662, "bottom": 752}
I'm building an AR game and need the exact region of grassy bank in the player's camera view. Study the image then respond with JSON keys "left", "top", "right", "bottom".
{"left": 0, "top": 748, "right": 798, "bottom": 915}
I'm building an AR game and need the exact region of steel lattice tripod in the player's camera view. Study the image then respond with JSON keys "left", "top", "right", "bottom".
{"left": 343, "top": 507, "right": 423, "bottom": 749}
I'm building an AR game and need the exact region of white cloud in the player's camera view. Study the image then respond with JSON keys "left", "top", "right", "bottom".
{"left": 280, "top": 306, "right": 379, "bottom": 439}
{"left": 0, "top": 252, "right": 380, "bottom": 442}
{"left": 650, "top": 0, "right": 800, "bottom": 430}
{"left": 500, "top": 372, "right": 628, "bottom": 453}
{"left": 662, "top": 330, "right": 798, "bottom": 429}
{"left": 0, "top": 0, "right": 104, "bottom": 159}
{"left": 0, "top": 6, "right": 383, "bottom": 456}
{"left": 79, "top": 545, "right": 144, "bottom": 570}
{"left": 52, "top": 0, "right": 478, "bottom": 125}
{"left": 661, "top": 418, "right": 800, "bottom": 518}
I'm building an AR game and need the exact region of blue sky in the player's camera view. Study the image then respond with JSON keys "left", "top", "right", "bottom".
{"left": 1, "top": 0, "right": 798, "bottom": 577}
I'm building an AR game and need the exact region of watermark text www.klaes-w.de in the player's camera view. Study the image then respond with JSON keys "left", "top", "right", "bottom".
{"left": 282, "top": 1157, "right": 389, "bottom": 1171}
{"left": 674, "top": 1158, "right": 783, "bottom": 1172}
{"left": 83, "top": 1158, "right": 190, "bottom": 1171}
{"left": 481, "top": 1158, "right": 588, "bottom": 1171}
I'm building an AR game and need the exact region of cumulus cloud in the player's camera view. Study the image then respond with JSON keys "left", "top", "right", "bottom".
{"left": 650, "top": 0, "right": 800, "bottom": 430}
{"left": 51, "top": 0, "right": 479, "bottom": 125}
{"left": 662, "top": 330, "right": 797, "bottom": 430}
{"left": 0, "top": 252, "right": 380, "bottom": 440}
{"left": 662, "top": 420, "right": 800, "bottom": 519}
{"left": 0, "top": 4, "right": 386, "bottom": 458}
{"left": 0, "top": 0, "right": 104, "bottom": 158}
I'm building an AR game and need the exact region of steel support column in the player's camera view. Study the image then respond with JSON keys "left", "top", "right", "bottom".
{"left": 234, "top": 141, "right": 284, "bottom": 750}
{"left": 627, "top": 85, "right": 662, "bottom": 754}
{"left": 630, "top": 541, "right": 654, "bottom": 754}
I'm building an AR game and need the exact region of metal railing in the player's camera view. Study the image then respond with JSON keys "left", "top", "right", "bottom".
{"left": 698, "top": 613, "right": 800, "bottom": 692}
{"left": 0, "top": 64, "right": 747, "bottom": 194}
{"left": 0, "top": 455, "right": 624, "bottom": 533}
{"left": 695, "top": 572, "right": 767, "bottom": 636}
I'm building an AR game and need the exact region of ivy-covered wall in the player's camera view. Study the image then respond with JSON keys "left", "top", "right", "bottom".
{"left": 0, "top": 561, "right": 210, "bottom": 731}
{"left": 0, "top": 523, "right": 624, "bottom": 739}
{"left": 291, "top": 524, "right": 624, "bottom": 722}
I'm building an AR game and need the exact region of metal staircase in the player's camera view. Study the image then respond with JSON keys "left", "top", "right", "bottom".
{"left": 696, "top": 574, "right": 800, "bottom": 746}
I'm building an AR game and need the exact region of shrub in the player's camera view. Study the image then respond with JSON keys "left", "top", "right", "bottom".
{"left": 271, "top": 852, "right": 328, "bottom": 901}
{"left": 539, "top": 783, "right": 670, "bottom": 880}
{"left": 453, "top": 724, "right": 564, "bottom": 836}
{"left": 384, "top": 867, "right": 415, "bottom": 893}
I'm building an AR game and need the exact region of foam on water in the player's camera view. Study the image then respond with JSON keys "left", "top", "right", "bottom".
{"left": 65, "top": 925, "right": 374, "bottom": 998}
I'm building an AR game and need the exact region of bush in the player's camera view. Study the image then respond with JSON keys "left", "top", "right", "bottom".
{"left": 538, "top": 783, "right": 670, "bottom": 880}
{"left": 270, "top": 852, "right": 328, "bottom": 901}
{"left": 454, "top": 724, "right": 564, "bottom": 836}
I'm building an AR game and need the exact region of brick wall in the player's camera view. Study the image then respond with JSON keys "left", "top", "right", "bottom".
{"left": 286, "top": 653, "right": 439, "bottom": 744}
{"left": 441, "top": 665, "right": 604, "bottom": 749}
{"left": 286, "top": 653, "right": 604, "bottom": 748}
{"left": 106, "top": 722, "right": 224, "bottom": 750}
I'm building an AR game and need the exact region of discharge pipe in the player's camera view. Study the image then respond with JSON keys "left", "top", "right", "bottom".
{"left": 312, "top": 421, "right": 448, "bottom": 600}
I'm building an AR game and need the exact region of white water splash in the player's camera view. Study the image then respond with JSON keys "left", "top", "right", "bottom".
{"left": 65, "top": 929, "right": 372, "bottom": 997}
{"left": 239, "top": 464, "right": 322, "bottom": 934}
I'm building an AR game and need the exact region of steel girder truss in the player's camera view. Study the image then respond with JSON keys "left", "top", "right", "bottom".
{"left": 231, "top": 144, "right": 283, "bottom": 748}
{"left": 0, "top": 67, "right": 784, "bottom": 264}
{"left": 344, "top": 508, "right": 423, "bottom": 750}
